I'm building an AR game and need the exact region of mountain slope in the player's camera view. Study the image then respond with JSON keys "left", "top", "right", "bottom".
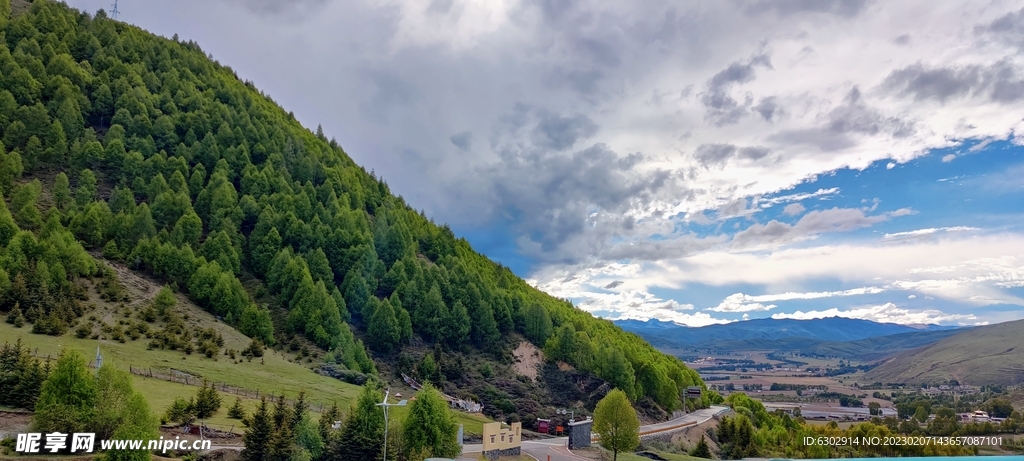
{"left": 616, "top": 318, "right": 963, "bottom": 360}
{"left": 616, "top": 318, "right": 949, "bottom": 344}
{"left": 865, "top": 319, "right": 1024, "bottom": 386}
{"left": 0, "top": 0, "right": 706, "bottom": 424}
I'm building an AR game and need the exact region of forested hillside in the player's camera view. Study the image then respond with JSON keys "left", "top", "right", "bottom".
{"left": 0, "top": 0, "right": 708, "bottom": 420}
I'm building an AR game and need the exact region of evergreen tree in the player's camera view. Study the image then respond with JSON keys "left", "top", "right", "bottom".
{"left": 228, "top": 397, "right": 246, "bottom": 419}
{"left": 329, "top": 385, "right": 384, "bottom": 461}
{"left": 194, "top": 380, "right": 222, "bottom": 419}
{"left": 469, "top": 300, "right": 500, "bottom": 352}
{"left": 415, "top": 284, "right": 448, "bottom": 342}
{"left": 523, "top": 303, "right": 553, "bottom": 345}
{"left": 444, "top": 300, "right": 471, "bottom": 347}
{"left": 367, "top": 297, "right": 400, "bottom": 353}
{"left": 75, "top": 169, "right": 97, "bottom": 206}
{"left": 242, "top": 397, "right": 274, "bottom": 461}
{"left": 691, "top": 435, "right": 712, "bottom": 458}
{"left": 292, "top": 390, "right": 309, "bottom": 431}
{"left": 52, "top": 172, "right": 71, "bottom": 210}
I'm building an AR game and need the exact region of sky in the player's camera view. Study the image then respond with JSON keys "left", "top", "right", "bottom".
{"left": 69, "top": 0, "right": 1024, "bottom": 327}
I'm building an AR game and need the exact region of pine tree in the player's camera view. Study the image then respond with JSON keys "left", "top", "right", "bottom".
{"left": 329, "top": 385, "right": 384, "bottom": 461}
{"left": 415, "top": 284, "right": 448, "bottom": 342}
{"left": 292, "top": 390, "right": 308, "bottom": 431}
{"left": 194, "top": 380, "right": 221, "bottom": 419}
{"left": 691, "top": 435, "right": 712, "bottom": 458}
{"left": 228, "top": 397, "right": 246, "bottom": 419}
{"left": 52, "top": 172, "right": 71, "bottom": 210}
{"left": 367, "top": 298, "right": 400, "bottom": 353}
{"left": 523, "top": 303, "right": 553, "bottom": 345}
{"left": 242, "top": 397, "right": 274, "bottom": 461}
{"left": 470, "top": 300, "right": 500, "bottom": 352}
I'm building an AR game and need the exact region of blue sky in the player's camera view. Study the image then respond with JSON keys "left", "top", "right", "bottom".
{"left": 65, "top": 0, "right": 1024, "bottom": 326}
{"left": 524, "top": 140, "right": 1024, "bottom": 326}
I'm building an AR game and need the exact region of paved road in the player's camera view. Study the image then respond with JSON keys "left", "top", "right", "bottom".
{"left": 460, "top": 405, "right": 729, "bottom": 461}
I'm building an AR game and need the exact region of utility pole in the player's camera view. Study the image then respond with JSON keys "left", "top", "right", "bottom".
{"left": 376, "top": 388, "right": 407, "bottom": 461}
{"left": 110, "top": 0, "right": 120, "bottom": 20}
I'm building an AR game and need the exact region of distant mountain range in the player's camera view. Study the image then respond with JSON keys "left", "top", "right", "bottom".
{"left": 866, "top": 318, "right": 1024, "bottom": 386}
{"left": 615, "top": 317, "right": 964, "bottom": 360}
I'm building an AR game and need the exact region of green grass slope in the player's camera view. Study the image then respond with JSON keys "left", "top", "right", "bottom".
{"left": 865, "top": 319, "right": 1024, "bottom": 386}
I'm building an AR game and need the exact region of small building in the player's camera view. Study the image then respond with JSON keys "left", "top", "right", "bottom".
{"left": 568, "top": 417, "right": 593, "bottom": 450}
{"left": 536, "top": 418, "right": 551, "bottom": 434}
{"left": 482, "top": 422, "right": 522, "bottom": 460}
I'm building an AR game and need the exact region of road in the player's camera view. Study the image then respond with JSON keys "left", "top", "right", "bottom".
{"left": 459, "top": 405, "right": 729, "bottom": 461}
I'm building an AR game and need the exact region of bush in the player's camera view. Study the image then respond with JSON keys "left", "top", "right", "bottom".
{"left": 75, "top": 323, "right": 93, "bottom": 338}
{"left": 243, "top": 339, "right": 265, "bottom": 358}
{"left": 318, "top": 364, "right": 369, "bottom": 385}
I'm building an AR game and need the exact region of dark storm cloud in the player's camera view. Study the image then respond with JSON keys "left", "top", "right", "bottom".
{"left": 741, "top": 0, "right": 869, "bottom": 18}
{"left": 532, "top": 112, "right": 599, "bottom": 150}
{"left": 694, "top": 143, "right": 772, "bottom": 168}
{"left": 882, "top": 61, "right": 1024, "bottom": 104}
{"left": 768, "top": 87, "right": 914, "bottom": 151}
{"left": 217, "top": 0, "right": 331, "bottom": 16}
{"left": 827, "top": 87, "right": 915, "bottom": 137}
{"left": 450, "top": 131, "right": 473, "bottom": 151}
{"left": 482, "top": 143, "right": 675, "bottom": 260}
{"left": 701, "top": 55, "right": 772, "bottom": 126}
{"left": 427, "top": 0, "right": 455, "bottom": 15}
{"left": 974, "top": 7, "right": 1024, "bottom": 49}
{"left": 752, "top": 96, "right": 781, "bottom": 122}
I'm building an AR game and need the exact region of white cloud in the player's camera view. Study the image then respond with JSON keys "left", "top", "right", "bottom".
{"left": 887, "top": 162, "right": 897, "bottom": 170}
{"left": 761, "top": 188, "right": 841, "bottom": 209}
{"left": 782, "top": 203, "right": 806, "bottom": 216}
{"left": 883, "top": 226, "right": 980, "bottom": 239}
{"left": 708, "top": 286, "right": 886, "bottom": 312}
{"left": 908, "top": 294, "right": 917, "bottom": 299}
{"left": 731, "top": 207, "right": 910, "bottom": 250}
{"left": 770, "top": 303, "right": 976, "bottom": 325}
{"left": 942, "top": 154, "right": 956, "bottom": 162}
{"left": 611, "top": 309, "right": 731, "bottom": 328}
{"left": 528, "top": 263, "right": 730, "bottom": 326}
{"left": 533, "top": 233, "right": 1024, "bottom": 322}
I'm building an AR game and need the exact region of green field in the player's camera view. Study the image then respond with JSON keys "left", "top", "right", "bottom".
{"left": 1, "top": 302, "right": 491, "bottom": 436}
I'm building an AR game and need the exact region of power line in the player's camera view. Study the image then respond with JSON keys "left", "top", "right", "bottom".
{"left": 111, "top": 0, "right": 120, "bottom": 20}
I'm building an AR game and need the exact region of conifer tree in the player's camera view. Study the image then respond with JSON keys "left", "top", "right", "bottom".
{"left": 242, "top": 397, "right": 274, "bottom": 461}
{"left": 691, "top": 435, "right": 712, "bottom": 458}
{"left": 367, "top": 298, "right": 400, "bottom": 353}
{"left": 329, "top": 385, "right": 384, "bottom": 461}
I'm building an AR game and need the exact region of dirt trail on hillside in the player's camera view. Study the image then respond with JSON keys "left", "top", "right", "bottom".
{"left": 513, "top": 341, "right": 543, "bottom": 380}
